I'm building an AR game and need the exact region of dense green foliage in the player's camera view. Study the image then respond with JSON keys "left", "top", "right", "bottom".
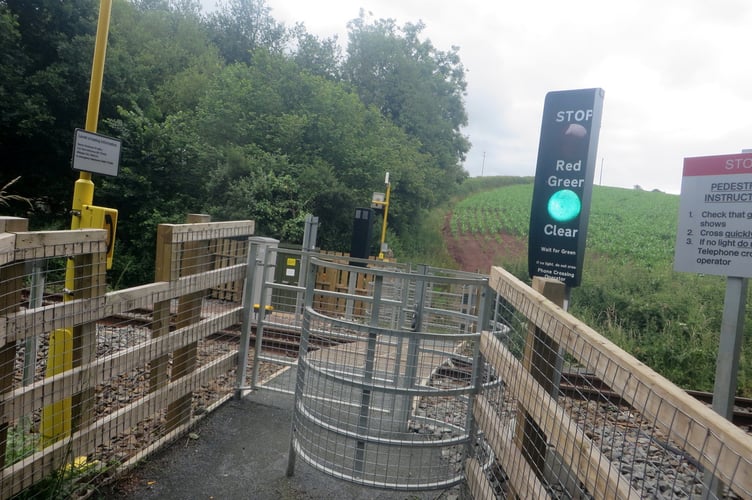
{"left": 1, "top": 0, "right": 469, "bottom": 285}
{"left": 451, "top": 181, "right": 752, "bottom": 395}
{"left": 1, "top": 0, "right": 99, "bottom": 214}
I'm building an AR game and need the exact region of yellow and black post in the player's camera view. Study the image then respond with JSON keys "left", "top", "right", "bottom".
{"left": 372, "top": 173, "right": 391, "bottom": 260}
{"left": 40, "top": 0, "right": 114, "bottom": 447}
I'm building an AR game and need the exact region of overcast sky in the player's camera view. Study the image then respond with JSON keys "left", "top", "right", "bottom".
{"left": 203, "top": 0, "right": 752, "bottom": 193}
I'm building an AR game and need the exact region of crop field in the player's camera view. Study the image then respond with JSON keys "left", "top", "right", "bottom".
{"left": 448, "top": 180, "right": 752, "bottom": 395}
{"left": 450, "top": 182, "right": 680, "bottom": 267}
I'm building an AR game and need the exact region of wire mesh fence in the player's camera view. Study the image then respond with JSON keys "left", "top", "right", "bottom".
{"left": 0, "top": 217, "right": 254, "bottom": 499}
{"left": 243, "top": 248, "right": 414, "bottom": 395}
{"left": 468, "top": 266, "right": 752, "bottom": 499}
{"left": 287, "top": 259, "right": 490, "bottom": 490}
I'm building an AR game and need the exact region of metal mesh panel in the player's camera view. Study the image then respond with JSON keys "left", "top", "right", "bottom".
{"left": 246, "top": 249, "right": 414, "bottom": 395}
{"left": 288, "top": 260, "right": 490, "bottom": 490}
{"left": 0, "top": 220, "right": 254, "bottom": 499}
{"left": 467, "top": 267, "right": 752, "bottom": 499}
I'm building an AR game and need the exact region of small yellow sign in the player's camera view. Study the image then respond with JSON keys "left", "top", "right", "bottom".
{"left": 286, "top": 257, "right": 297, "bottom": 267}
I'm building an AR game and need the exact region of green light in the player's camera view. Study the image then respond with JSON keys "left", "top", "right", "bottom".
{"left": 547, "top": 189, "right": 581, "bottom": 222}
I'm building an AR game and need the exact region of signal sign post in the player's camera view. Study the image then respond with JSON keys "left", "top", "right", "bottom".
{"left": 674, "top": 152, "right": 751, "bottom": 496}
{"left": 528, "top": 88, "right": 605, "bottom": 287}
{"left": 520, "top": 90, "right": 604, "bottom": 487}
{"left": 674, "top": 152, "right": 751, "bottom": 422}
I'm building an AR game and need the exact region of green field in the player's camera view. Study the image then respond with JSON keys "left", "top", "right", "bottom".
{"left": 452, "top": 183, "right": 679, "bottom": 266}
{"left": 450, "top": 180, "right": 752, "bottom": 395}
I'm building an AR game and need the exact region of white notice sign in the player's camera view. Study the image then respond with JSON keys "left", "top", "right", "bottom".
{"left": 72, "top": 129, "right": 121, "bottom": 176}
{"left": 674, "top": 153, "right": 752, "bottom": 277}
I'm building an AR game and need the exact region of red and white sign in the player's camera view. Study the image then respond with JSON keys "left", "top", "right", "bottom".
{"left": 674, "top": 153, "right": 752, "bottom": 277}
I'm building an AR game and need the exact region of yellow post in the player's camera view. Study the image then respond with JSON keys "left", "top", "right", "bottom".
{"left": 378, "top": 173, "right": 391, "bottom": 260}
{"left": 39, "top": 328, "right": 73, "bottom": 447}
{"left": 40, "top": 0, "right": 113, "bottom": 448}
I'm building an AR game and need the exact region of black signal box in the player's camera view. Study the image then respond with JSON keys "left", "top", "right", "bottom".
{"left": 350, "top": 208, "right": 374, "bottom": 266}
{"left": 528, "top": 88, "right": 605, "bottom": 287}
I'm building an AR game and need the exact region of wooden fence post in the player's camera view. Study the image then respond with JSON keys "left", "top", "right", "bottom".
{"left": 0, "top": 218, "right": 29, "bottom": 468}
{"left": 314, "top": 253, "right": 339, "bottom": 315}
{"left": 166, "top": 214, "right": 212, "bottom": 431}
{"left": 71, "top": 235, "right": 108, "bottom": 444}
{"left": 514, "top": 276, "right": 566, "bottom": 483}
{"left": 149, "top": 224, "right": 176, "bottom": 393}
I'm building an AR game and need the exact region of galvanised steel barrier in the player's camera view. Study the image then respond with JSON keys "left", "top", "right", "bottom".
{"left": 285, "top": 258, "right": 495, "bottom": 490}
{"left": 240, "top": 242, "right": 411, "bottom": 396}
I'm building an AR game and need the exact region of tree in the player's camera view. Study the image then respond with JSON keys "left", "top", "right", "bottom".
{"left": 1, "top": 0, "right": 99, "bottom": 219}
{"left": 106, "top": 0, "right": 223, "bottom": 118}
{"left": 343, "top": 12, "right": 470, "bottom": 200}
{"left": 207, "top": 147, "right": 304, "bottom": 241}
{"left": 205, "top": 0, "right": 287, "bottom": 65}
{"left": 290, "top": 24, "right": 342, "bottom": 81}
{"left": 1, "top": 0, "right": 472, "bottom": 274}
{"left": 192, "top": 50, "right": 441, "bottom": 251}
{"left": 97, "top": 106, "right": 209, "bottom": 285}
{"left": 0, "top": 4, "right": 47, "bottom": 145}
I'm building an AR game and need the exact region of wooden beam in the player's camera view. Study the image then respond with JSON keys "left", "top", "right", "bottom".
{"left": 1, "top": 309, "right": 241, "bottom": 425}
{"left": 480, "top": 331, "right": 640, "bottom": 500}
{"left": 515, "top": 277, "right": 565, "bottom": 480}
{"left": 3, "top": 296, "right": 105, "bottom": 345}
{"left": 0, "top": 218, "right": 27, "bottom": 468}
{"left": 71, "top": 248, "right": 107, "bottom": 443}
{"left": 0, "top": 217, "right": 28, "bottom": 233}
{"left": 161, "top": 220, "right": 254, "bottom": 242}
{"left": 465, "top": 457, "right": 502, "bottom": 500}
{"left": 12, "top": 230, "right": 106, "bottom": 261}
{"left": 3, "top": 264, "right": 244, "bottom": 345}
{"left": 154, "top": 224, "right": 177, "bottom": 282}
{"left": 167, "top": 213, "right": 211, "bottom": 431}
{"left": 0, "top": 234, "right": 15, "bottom": 266}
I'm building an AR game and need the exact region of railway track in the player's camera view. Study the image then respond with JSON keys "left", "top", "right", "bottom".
{"left": 97, "top": 309, "right": 752, "bottom": 431}
{"left": 435, "top": 357, "right": 752, "bottom": 431}
{"left": 559, "top": 372, "right": 752, "bottom": 430}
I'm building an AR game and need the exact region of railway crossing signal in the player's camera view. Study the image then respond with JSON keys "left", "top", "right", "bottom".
{"left": 528, "top": 88, "right": 605, "bottom": 287}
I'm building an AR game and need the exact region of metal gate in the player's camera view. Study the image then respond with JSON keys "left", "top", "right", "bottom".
{"left": 238, "top": 240, "right": 412, "bottom": 396}
{"left": 286, "top": 258, "right": 494, "bottom": 490}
